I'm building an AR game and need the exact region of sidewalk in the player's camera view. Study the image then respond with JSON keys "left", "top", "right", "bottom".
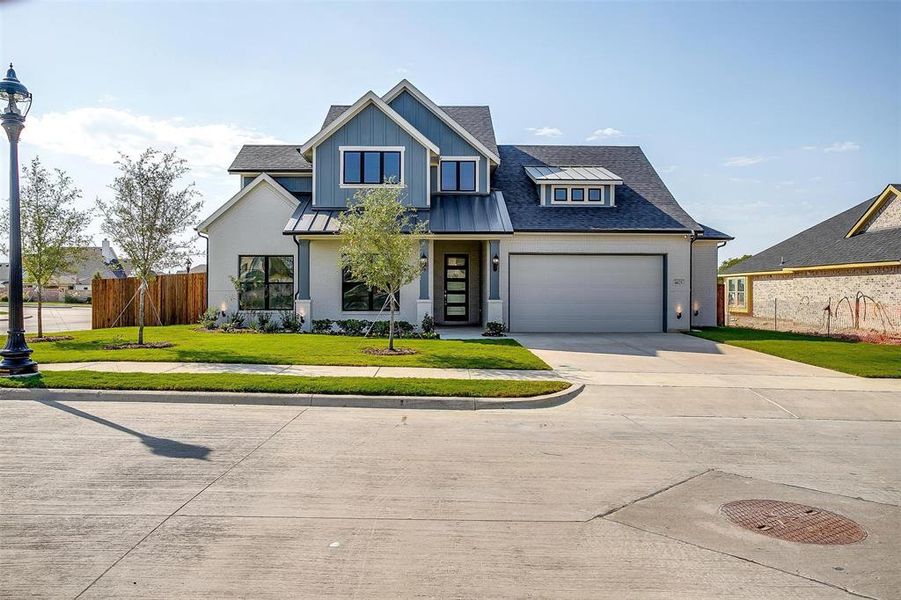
{"left": 39, "top": 361, "right": 563, "bottom": 381}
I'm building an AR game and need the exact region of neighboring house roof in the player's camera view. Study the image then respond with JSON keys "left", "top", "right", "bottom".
{"left": 322, "top": 104, "right": 499, "bottom": 161}
{"left": 524, "top": 165, "right": 622, "bottom": 183}
{"left": 229, "top": 145, "right": 311, "bottom": 173}
{"left": 721, "top": 186, "right": 901, "bottom": 275}
{"left": 496, "top": 145, "right": 701, "bottom": 233}
{"left": 300, "top": 91, "right": 439, "bottom": 157}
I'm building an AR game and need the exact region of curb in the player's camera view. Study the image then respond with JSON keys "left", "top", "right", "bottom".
{"left": 0, "top": 383, "right": 583, "bottom": 411}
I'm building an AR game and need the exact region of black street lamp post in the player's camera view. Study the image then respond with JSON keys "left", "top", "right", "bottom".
{"left": 0, "top": 64, "right": 37, "bottom": 375}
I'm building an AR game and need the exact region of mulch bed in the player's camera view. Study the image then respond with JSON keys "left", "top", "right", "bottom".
{"left": 362, "top": 347, "right": 418, "bottom": 356}
{"left": 103, "top": 342, "right": 175, "bottom": 350}
{"left": 28, "top": 336, "right": 74, "bottom": 343}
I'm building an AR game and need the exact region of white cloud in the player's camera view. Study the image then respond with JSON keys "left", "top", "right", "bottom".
{"left": 527, "top": 126, "right": 563, "bottom": 138}
{"left": 802, "top": 145, "right": 818, "bottom": 151}
{"left": 24, "top": 107, "right": 285, "bottom": 178}
{"left": 586, "top": 127, "right": 623, "bottom": 141}
{"left": 823, "top": 141, "right": 860, "bottom": 153}
{"left": 722, "top": 155, "right": 769, "bottom": 167}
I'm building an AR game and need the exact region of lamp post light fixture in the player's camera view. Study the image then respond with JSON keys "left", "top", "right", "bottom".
{"left": 0, "top": 64, "right": 37, "bottom": 376}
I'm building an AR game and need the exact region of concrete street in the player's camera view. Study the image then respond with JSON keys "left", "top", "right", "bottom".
{"left": 0, "top": 304, "right": 92, "bottom": 334}
{"left": 1, "top": 334, "right": 899, "bottom": 598}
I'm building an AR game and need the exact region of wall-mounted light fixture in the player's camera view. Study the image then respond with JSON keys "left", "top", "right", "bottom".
{"left": 419, "top": 253, "right": 428, "bottom": 271}
{"left": 693, "top": 301, "right": 700, "bottom": 317}
{"left": 491, "top": 254, "right": 500, "bottom": 272}
{"left": 676, "top": 305, "right": 683, "bottom": 320}
{"left": 220, "top": 302, "right": 228, "bottom": 317}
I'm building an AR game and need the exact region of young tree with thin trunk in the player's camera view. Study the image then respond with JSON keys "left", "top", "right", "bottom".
{"left": 97, "top": 148, "right": 202, "bottom": 344}
{"left": 0, "top": 157, "right": 92, "bottom": 337}
{"left": 338, "top": 185, "right": 426, "bottom": 351}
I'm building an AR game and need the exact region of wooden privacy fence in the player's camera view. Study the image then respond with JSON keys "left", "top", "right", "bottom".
{"left": 92, "top": 273, "right": 207, "bottom": 329}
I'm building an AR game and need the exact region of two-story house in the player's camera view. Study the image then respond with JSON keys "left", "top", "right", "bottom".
{"left": 198, "top": 80, "right": 731, "bottom": 332}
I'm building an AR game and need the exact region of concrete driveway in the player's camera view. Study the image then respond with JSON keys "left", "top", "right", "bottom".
{"left": 1, "top": 333, "right": 899, "bottom": 598}
{"left": 0, "top": 304, "right": 93, "bottom": 334}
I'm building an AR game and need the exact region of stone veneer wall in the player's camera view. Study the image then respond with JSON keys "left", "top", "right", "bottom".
{"left": 861, "top": 194, "right": 900, "bottom": 233}
{"left": 732, "top": 266, "right": 901, "bottom": 334}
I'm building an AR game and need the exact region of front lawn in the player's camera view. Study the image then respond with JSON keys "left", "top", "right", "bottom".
{"left": 0, "top": 371, "right": 568, "bottom": 398}
{"left": 2, "top": 325, "right": 549, "bottom": 370}
{"left": 689, "top": 327, "right": 901, "bottom": 378}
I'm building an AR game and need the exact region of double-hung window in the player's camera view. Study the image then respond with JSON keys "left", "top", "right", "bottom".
{"left": 238, "top": 255, "right": 294, "bottom": 310}
{"left": 342, "top": 148, "right": 403, "bottom": 186}
{"left": 440, "top": 158, "right": 477, "bottom": 192}
{"left": 726, "top": 277, "right": 748, "bottom": 311}
{"left": 342, "top": 268, "right": 397, "bottom": 311}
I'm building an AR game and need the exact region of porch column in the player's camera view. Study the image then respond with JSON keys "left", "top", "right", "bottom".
{"left": 416, "top": 239, "right": 432, "bottom": 326}
{"left": 294, "top": 238, "right": 312, "bottom": 331}
{"left": 486, "top": 239, "right": 503, "bottom": 324}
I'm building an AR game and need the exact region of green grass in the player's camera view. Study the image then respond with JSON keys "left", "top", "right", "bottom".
{"left": 0, "top": 371, "right": 569, "bottom": 398}
{"left": 689, "top": 327, "right": 901, "bottom": 378}
{"left": 3, "top": 324, "right": 549, "bottom": 370}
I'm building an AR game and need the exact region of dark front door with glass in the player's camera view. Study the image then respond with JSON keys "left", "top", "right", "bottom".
{"left": 444, "top": 254, "right": 468, "bottom": 322}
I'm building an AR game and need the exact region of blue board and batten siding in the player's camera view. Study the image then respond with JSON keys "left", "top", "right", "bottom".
{"left": 389, "top": 90, "right": 489, "bottom": 194}
{"left": 313, "top": 104, "right": 429, "bottom": 208}
{"left": 242, "top": 176, "right": 312, "bottom": 193}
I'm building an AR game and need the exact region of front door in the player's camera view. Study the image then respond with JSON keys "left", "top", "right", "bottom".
{"left": 444, "top": 254, "right": 468, "bottom": 322}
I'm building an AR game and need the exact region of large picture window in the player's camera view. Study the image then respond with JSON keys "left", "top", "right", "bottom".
{"left": 440, "top": 159, "right": 477, "bottom": 192}
{"left": 342, "top": 268, "right": 397, "bottom": 311}
{"left": 238, "top": 255, "right": 294, "bottom": 310}
{"left": 341, "top": 148, "right": 402, "bottom": 186}
{"left": 726, "top": 277, "right": 748, "bottom": 310}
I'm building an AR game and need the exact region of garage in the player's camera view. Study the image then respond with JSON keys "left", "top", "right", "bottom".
{"left": 508, "top": 254, "right": 665, "bottom": 333}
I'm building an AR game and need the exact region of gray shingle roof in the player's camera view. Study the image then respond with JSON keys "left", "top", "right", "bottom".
{"left": 322, "top": 104, "right": 499, "bottom": 159}
{"left": 721, "top": 194, "right": 901, "bottom": 274}
{"left": 228, "top": 145, "right": 311, "bottom": 172}
{"left": 495, "top": 145, "right": 702, "bottom": 233}
{"left": 698, "top": 224, "right": 733, "bottom": 241}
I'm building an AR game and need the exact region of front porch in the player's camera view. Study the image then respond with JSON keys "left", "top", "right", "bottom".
{"left": 417, "top": 238, "right": 504, "bottom": 330}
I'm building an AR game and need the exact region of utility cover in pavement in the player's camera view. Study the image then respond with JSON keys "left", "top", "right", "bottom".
{"left": 720, "top": 499, "right": 867, "bottom": 545}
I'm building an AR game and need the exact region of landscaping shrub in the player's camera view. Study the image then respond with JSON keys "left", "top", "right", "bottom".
{"left": 221, "top": 311, "right": 245, "bottom": 332}
{"left": 251, "top": 312, "right": 280, "bottom": 333}
{"left": 198, "top": 307, "right": 219, "bottom": 330}
{"left": 483, "top": 321, "right": 506, "bottom": 337}
{"left": 335, "top": 319, "right": 370, "bottom": 336}
{"left": 281, "top": 311, "right": 304, "bottom": 333}
{"left": 63, "top": 293, "right": 89, "bottom": 304}
{"left": 421, "top": 313, "right": 435, "bottom": 334}
{"left": 312, "top": 319, "right": 334, "bottom": 334}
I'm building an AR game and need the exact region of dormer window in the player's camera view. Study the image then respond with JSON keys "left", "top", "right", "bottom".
{"left": 340, "top": 146, "right": 404, "bottom": 187}
{"left": 440, "top": 157, "right": 478, "bottom": 192}
{"left": 551, "top": 186, "right": 612, "bottom": 205}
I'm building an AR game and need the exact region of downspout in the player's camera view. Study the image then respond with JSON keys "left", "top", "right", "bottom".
{"left": 688, "top": 230, "right": 698, "bottom": 330}
{"left": 197, "top": 230, "right": 209, "bottom": 310}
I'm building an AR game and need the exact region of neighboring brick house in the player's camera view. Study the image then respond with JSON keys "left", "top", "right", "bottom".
{"left": 721, "top": 184, "right": 901, "bottom": 336}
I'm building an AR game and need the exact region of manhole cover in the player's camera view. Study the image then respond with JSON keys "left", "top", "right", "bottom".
{"left": 720, "top": 499, "right": 867, "bottom": 545}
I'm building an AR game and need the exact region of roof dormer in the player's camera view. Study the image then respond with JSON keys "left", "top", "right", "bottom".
{"left": 525, "top": 166, "right": 623, "bottom": 207}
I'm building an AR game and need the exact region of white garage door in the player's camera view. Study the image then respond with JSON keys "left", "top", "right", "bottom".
{"left": 509, "top": 254, "right": 664, "bottom": 333}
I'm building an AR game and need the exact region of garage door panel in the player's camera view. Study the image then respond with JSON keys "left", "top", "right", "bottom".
{"left": 509, "top": 254, "right": 663, "bottom": 333}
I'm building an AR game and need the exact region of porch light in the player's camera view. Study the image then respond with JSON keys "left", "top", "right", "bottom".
{"left": 419, "top": 253, "right": 428, "bottom": 271}
{"left": 491, "top": 254, "right": 499, "bottom": 272}
{"left": 693, "top": 302, "right": 700, "bottom": 317}
{"left": 676, "top": 305, "right": 683, "bottom": 319}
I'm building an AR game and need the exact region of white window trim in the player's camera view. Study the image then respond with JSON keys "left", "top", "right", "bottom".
{"left": 726, "top": 276, "right": 748, "bottom": 310}
{"left": 339, "top": 146, "right": 406, "bottom": 189}
{"left": 438, "top": 156, "right": 480, "bottom": 193}
{"left": 549, "top": 184, "right": 615, "bottom": 206}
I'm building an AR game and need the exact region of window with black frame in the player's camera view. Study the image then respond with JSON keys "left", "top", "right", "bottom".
{"left": 343, "top": 150, "right": 402, "bottom": 185}
{"left": 238, "top": 255, "right": 294, "bottom": 310}
{"left": 342, "top": 268, "right": 396, "bottom": 311}
{"left": 440, "top": 160, "right": 477, "bottom": 192}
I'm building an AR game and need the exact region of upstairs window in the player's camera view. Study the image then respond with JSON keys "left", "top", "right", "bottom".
{"left": 341, "top": 147, "right": 403, "bottom": 186}
{"left": 238, "top": 255, "right": 294, "bottom": 310}
{"left": 440, "top": 158, "right": 477, "bottom": 192}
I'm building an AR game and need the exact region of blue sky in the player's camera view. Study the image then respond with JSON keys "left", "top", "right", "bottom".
{"left": 1, "top": 1, "right": 898, "bottom": 263}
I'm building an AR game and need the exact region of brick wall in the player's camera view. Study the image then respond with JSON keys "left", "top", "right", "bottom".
{"left": 729, "top": 266, "right": 901, "bottom": 334}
